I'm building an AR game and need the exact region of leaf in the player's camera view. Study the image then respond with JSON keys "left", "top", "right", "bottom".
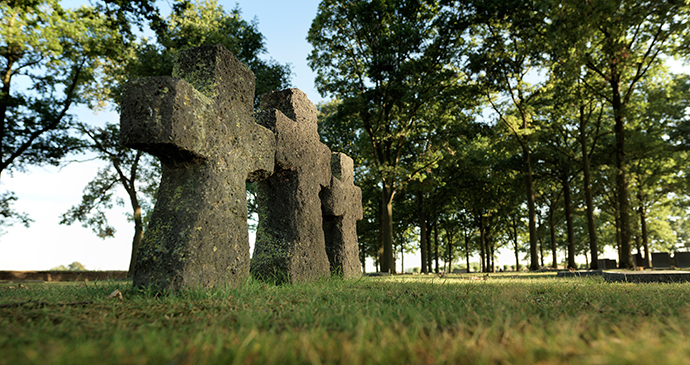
{"left": 107, "top": 289, "right": 123, "bottom": 301}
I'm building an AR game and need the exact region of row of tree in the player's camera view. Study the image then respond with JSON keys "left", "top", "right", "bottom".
{"left": 3, "top": 0, "right": 690, "bottom": 274}
{"left": 309, "top": 0, "right": 690, "bottom": 272}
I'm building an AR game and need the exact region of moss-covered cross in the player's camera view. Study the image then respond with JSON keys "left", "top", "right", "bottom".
{"left": 321, "top": 153, "right": 364, "bottom": 278}
{"left": 250, "top": 89, "right": 333, "bottom": 284}
{"left": 120, "top": 45, "right": 275, "bottom": 291}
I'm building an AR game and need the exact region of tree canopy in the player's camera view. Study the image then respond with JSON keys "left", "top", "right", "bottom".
{"left": 308, "top": 0, "right": 478, "bottom": 272}
{"left": 310, "top": 0, "right": 690, "bottom": 272}
{"left": 1, "top": 0, "right": 159, "bottom": 230}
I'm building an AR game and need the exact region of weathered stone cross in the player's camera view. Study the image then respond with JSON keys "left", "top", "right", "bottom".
{"left": 321, "top": 153, "right": 363, "bottom": 277}
{"left": 120, "top": 45, "right": 275, "bottom": 291}
{"left": 250, "top": 89, "right": 333, "bottom": 283}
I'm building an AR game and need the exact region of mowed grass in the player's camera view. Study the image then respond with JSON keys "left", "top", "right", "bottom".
{"left": 2, "top": 274, "right": 690, "bottom": 364}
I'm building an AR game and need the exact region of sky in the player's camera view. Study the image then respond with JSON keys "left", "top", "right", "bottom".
{"left": 1, "top": 0, "right": 623, "bottom": 272}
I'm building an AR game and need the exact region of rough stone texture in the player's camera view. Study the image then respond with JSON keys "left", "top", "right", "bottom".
{"left": 250, "top": 88, "right": 332, "bottom": 284}
{"left": 321, "top": 152, "right": 363, "bottom": 277}
{"left": 604, "top": 270, "right": 690, "bottom": 283}
{"left": 675, "top": 252, "right": 690, "bottom": 268}
{"left": 652, "top": 252, "right": 673, "bottom": 268}
{"left": 120, "top": 44, "right": 275, "bottom": 291}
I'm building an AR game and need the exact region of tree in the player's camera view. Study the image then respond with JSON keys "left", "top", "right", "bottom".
{"left": 51, "top": 261, "right": 87, "bottom": 271}
{"left": 538, "top": 131, "right": 580, "bottom": 269}
{"left": 536, "top": 181, "right": 563, "bottom": 269}
{"left": 60, "top": 123, "right": 159, "bottom": 276}
{"left": 543, "top": 66, "right": 609, "bottom": 269}
{"left": 550, "top": 0, "right": 690, "bottom": 268}
{"left": 466, "top": 0, "right": 550, "bottom": 270}
{"left": 308, "top": 0, "right": 473, "bottom": 272}
{"left": 0, "top": 0, "right": 158, "bottom": 226}
{"left": 627, "top": 73, "right": 690, "bottom": 261}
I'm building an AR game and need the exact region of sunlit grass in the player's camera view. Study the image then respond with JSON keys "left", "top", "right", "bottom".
{"left": 2, "top": 274, "right": 690, "bottom": 364}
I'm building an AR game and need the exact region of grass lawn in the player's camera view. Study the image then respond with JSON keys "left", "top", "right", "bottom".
{"left": 2, "top": 273, "right": 690, "bottom": 364}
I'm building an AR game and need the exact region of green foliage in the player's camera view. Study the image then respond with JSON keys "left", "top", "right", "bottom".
{"left": 0, "top": 0, "right": 159, "bottom": 226}
{"left": 0, "top": 191, "right": 31, "bottom": 233}
{"left": 49, "top": 261, "right": 87, "bottom": 271}
{"left": 120, "top": 0, "right": 291, "bottom": 104}
{"left": 60, "top": 123, "right": 159, "bottom": 239}
{"left": 0, "top": 0, "right": 151, "bottom": 174}
{"left": 310, "top": 0, "right": 690, "bottom": 271}
{"left": 309, "top": 0, "right": 478, "bottom": 271}
{"left": 547, "top": 0, "right": 690, "bottom": 267}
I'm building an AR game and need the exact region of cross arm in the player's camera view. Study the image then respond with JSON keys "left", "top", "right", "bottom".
{"left": 120, "top": 77, "right": 213, "bottom": 166}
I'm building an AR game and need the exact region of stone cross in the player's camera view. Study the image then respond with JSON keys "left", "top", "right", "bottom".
{"left": 250, "top": 88, "right": 333, "bottom": 283}
{"left": 120, "top": 45, "right": 275, "bottom": 291}
{"left": 321, "top": 153, "right": 363, "bottom": 277}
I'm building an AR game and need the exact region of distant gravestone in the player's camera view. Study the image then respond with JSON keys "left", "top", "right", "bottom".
{"left": 675, "top": 252, "right": 690, "bottom": 268}
{"left": 598, "top": 259, "right": 617, "bottom": 270}
{"left": 652, "top": 252, "right": 673, "bottom": 268}
{"left": 250, "top": 89, "right": 333, "bottom": 283}
{"left": 120, "top": 45, "right": 275, "bottom": 290}
{"left": 321, "top": 152, "right": 363, "bottom": 277}
{"left": 604, "top": 270, "right": 690, "bottom": 283}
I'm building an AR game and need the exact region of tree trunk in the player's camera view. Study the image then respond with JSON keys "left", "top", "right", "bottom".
{"left": 434, "top": 221, "right": 439, "bottom": 274}
{"left": 486, "top": 220, "right": 493, "bottom": 272}
{"left": 611, "top": 74, "right": 633, "bottom": 268}
{"left": 1, "top": 56, "right": 16, "bottom": 178}
{"left": 615, "top": 208, "right": 622, "bottom": 267}
{"left": 381, "top": 183, "right": 395, "bottom": 273}
{"left": 426, "top": 221, "right": 433, "bottom": 273}
{"left": 465, "top": 230, "right": 471, "bottom": 273}
{"left": 639, "top": 204, "right": 651, "bottom": 267}
{"left": 126, "top": 204, "right": 143, "bottom": 276}
{"left": 633, "top": 212, "right": 642, "bottom": 257}
{"left": 563, "top": 174, "right": 576, "bottom": 269}
{"left": 550, "top": 207, "right": 557, "bottom": 269}
{"left": 360, "top": 249, "right": 366, "bottom": 274}
{"left": 479, "top": 215, "right": 486, "bottom": 272}
{"left": 489, "top": 243, "right": 496, "bottom": 272}
{"left": 401, "top": 246, "right": 404, "bottom": 273}
{"left": 513, "top": 216, "right": 520, "bottom": 271}
{"left": 446, "top": 227, "right": 453, "bottom": 273}
{"left": 117, "top": 152, "right": 144, "bottom": 278}
{"left": 539, "top": 237, "right": 545, "bottom": 268}
{"left": 418, "top": 192, "right": 427, "bottom": 273}
{"left": 523, "top": 147, "right": 539, "bottom": 271}
{"left": 580, "top": 105, "right": 599, "bottom": 270}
